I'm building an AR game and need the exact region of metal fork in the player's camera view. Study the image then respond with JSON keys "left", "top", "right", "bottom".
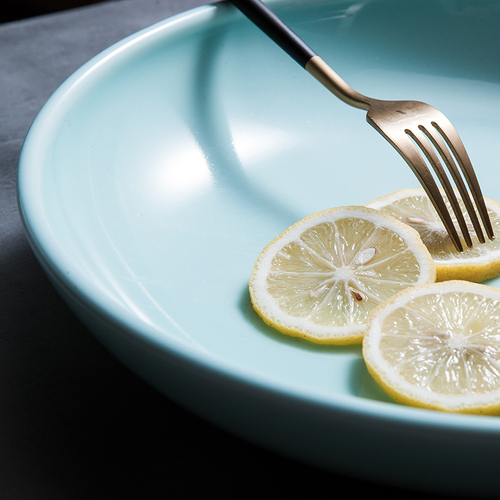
{"left": 230, "top": 0, "right": 494, "bottom": 251}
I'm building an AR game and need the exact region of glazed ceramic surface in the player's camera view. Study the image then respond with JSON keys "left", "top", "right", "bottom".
{"left": 18, "top": 0, "right": 500, "bottom": 495}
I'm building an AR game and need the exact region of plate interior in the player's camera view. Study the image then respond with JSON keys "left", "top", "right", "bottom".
{"left": 21, "top": 0, "right": 500, "bottom": 409}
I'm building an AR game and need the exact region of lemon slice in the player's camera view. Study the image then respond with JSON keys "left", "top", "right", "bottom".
{"left": 363, "top": 280, "right": 500, "bottom": 414}
{"left": 249, "top": 206, "right": 436, "bottom": 344}
{"left": 366, "top": 188, "right": 500, "bottom": 282}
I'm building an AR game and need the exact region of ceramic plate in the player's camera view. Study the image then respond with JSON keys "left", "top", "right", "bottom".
{"left": 18, "top": 0, "right": 500, "bottom": 495}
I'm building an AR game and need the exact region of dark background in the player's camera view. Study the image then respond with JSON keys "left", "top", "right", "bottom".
{"left": 2, "top": 0, "right": 112, "bottom": 22}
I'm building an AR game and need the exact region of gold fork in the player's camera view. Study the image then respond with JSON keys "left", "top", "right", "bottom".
{"left": 230, "top": 0, "right": 494, "bottom": 251}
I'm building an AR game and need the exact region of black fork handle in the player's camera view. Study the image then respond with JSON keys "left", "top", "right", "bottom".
{"left": 229, "top": 0, "right": 317, "bottom": 67}
{"left": 229, "top": 0, "right": 372, "bottom": 109}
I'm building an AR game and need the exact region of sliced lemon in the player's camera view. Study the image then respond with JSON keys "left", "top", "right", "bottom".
{"left": 249, "top": 206, "right": 436, "bottom": 344}
{"left": 366, "top": 188, "right": 500, "bottom": 282}
{"left": 363, "top": 280, "right": 500, "bottom": 414}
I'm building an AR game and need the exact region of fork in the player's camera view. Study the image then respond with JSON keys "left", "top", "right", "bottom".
{"left": 230, "top": 0, "right": 494, "bottom": 251}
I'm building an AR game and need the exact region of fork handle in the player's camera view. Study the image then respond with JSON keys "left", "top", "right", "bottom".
{"left": 230, "top": 0, "right": 316, "bottom": 66}
{"left": 230, "top": 0, "right": 372, "bottom": 110}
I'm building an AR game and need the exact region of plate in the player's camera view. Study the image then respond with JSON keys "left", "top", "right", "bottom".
{"left": 18, "top": 0, "right": 500, "bottom": 495}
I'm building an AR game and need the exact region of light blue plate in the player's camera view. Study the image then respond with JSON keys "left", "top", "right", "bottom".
{"left": 17, "top": 0, "right": 500, "bottom": 495}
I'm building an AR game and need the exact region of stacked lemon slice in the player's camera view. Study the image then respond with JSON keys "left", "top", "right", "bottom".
{"left": 366, "top": 189, "right": 500, "bottom": 282}
{"left": 363, "top": 281, "right": 500, "bottom": 414}
{"left": 249, "top": 189, "right": 500, "bottom": 414}
{"left": 249, "top": 206, "right": 436, "bottom": 345}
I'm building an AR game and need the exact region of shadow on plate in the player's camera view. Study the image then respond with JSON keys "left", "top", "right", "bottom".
{"left": 239, "top": 284, "right": 396, "bottom": 404}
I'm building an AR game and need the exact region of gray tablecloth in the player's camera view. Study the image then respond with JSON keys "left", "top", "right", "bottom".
{"left": 0, "top": 1, "right": 447, "bottom": 497}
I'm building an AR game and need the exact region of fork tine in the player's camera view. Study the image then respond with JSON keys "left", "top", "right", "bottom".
{"left": 406, "top": 127, "right": 473, "bottom": 247}
{"left": 432, "top": 117, "right": 494, "bottom": 241}
{"left": 391, "top": 131, "right": 464, "bottom": 251}
{"left": 418, "top": 123, "right": 483, "bottom": 244}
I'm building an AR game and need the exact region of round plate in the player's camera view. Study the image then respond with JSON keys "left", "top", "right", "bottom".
{"left": 18, "top": 0, "right": 500, "bottom": 495}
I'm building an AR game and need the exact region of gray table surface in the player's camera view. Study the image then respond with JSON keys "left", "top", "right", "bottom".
{"left": 0, "top": 1, "right": 452, "bottom": 497}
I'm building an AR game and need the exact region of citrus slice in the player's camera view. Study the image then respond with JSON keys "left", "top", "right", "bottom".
{"left": 366, "top": 188, "right": 500, "bottom": 282}
{"left": 363, "top": 280, "right": 500, "bottom": 414}
{"left": 249, "top": 206, "right": 436, "bottom": 344}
